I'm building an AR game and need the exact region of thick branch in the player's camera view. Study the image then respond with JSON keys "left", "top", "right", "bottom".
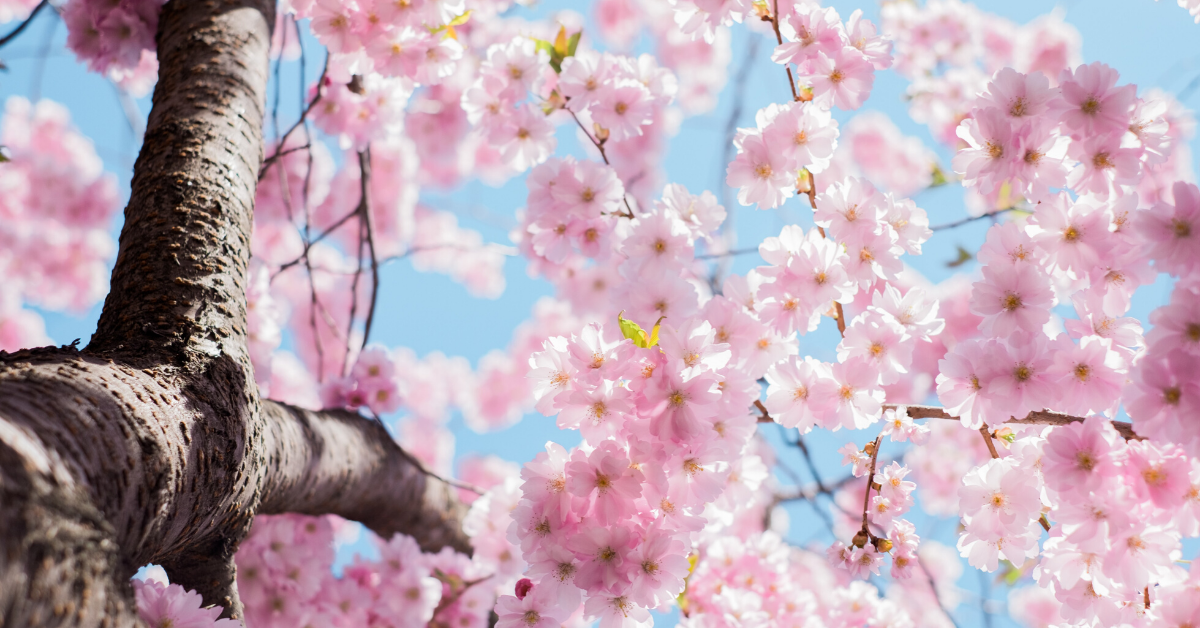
{"left": 257, "top": 401, "right": 471, "bottom": 554}
{"left": 89, "top": 0, "right": 275, "bottom": 368}
{"left": 0, "top": 348, "right": 471, "bottom": 625}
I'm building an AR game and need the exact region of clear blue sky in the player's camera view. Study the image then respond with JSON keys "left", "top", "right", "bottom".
{"left": 2, "top": 1, "right": 1199, "bottom": 625}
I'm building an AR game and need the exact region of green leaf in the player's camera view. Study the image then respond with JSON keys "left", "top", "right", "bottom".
{"left": 0, "top": 146, "right": 9, "bottom": 163}
{"left": 566, "top": 31, "right": 581, "bottom": 57}
{"left": 617, "top": 311, "right": 650, "bottom": 348}
{"left": 447, "top": 10, "right": 472, "bottom": 26}
{"left": 930, "top": 162, "right": 948, "bottom": 188}
{"left": 553, "top": 26, "right": 569, "bottom": 57}
{"left": 647, "top": 316, "right": 665, "bottom": 348}
{"left": 946, "top": 245, "right": 973, "bottom": 268}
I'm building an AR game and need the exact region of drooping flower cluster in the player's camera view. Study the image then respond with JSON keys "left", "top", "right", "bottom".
{"left": 62, "top": 0, "right": 164, "bottom": 92}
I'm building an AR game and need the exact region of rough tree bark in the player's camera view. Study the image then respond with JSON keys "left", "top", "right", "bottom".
{"left": 0, "top": 1, "right": 469, "bottom": 626}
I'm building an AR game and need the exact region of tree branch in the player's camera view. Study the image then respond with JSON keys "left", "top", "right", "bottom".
{"left": 0, "top": 0, "right": 47, "bottom": 49}
{"left": 257, "top": 401, "right": 471, "bottom": 554}
{"left": 895, "top": 405, "right": 1141, "bottom": 441}
{"left": 89, "top": 0, "right": 274, "bottom": 367}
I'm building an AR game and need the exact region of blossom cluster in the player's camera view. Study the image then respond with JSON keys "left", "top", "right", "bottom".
{"left": 508, "top": 312, "right": 767, "bottom": 626}
{"left": 724, "top": 3, "right": 892, "bottom": 210}
{"left": 127, "top": 513, "right": 503, "bottom": 628}
{"left": 0, "top": 97, "right": 118, "bottom": 320}
{"left": 62, "top": 0, "right": 163, "bottom": 93}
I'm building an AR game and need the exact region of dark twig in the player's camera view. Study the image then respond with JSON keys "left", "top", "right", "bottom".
{"left": 0, "top": 0, "right": 47, "bottom": 48}
{"left": 566, "top": 109, "right": 635, "bottom": 218}
{"left": 358, "top": 149, "right": 381, "bottom": 351}
{"left": 767, "top": 0, "right": 800, "bottom": 101}
{"left": 859, "top": 435, "right": 883, "bottom": 540}
{"left": 270, "top": 209, "right": 362, "bottom": 279}
{"left": 979, "top": 425, "right": 1000, "bottom": 459}
{"left": 259, "top": 58, "right": 328, "bottom": 179}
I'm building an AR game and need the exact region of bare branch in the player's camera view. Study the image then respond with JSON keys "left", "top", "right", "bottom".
{"left": 0, "top": 0, "right": 47, "bottom": 49}
{"left": 895, "top": 405, "right": 1141, "bottom": 441}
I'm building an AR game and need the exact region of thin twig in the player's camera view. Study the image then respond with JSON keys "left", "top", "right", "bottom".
{"left": 270, "top": 209, "right": 362, "bottom": 279}
{"left": 859, "top": 435, "right": 883, "bottom": 539}
{"left": 931, "top": 208, "right": 1014, "bottom": 231}
{"left": 109, "top": 82, "right": 145, "bottom": 138}
{"left": 566, "top": 108, "right": 635, "bottom": 218}
{"left": 711, "top": 35, "right": 761, "bottom": 291}
{"left": 805, "top": 172, "right": 846, "bottom": 336}
{"left": 0, "top": 0, "right": 47, "bottom": 48}
{"left": 358, "top": 149, "right": 381, "bottom": 351}
{"left": 697, "top": 247, "right": 759, "bottom": 260}
{"left": 259, "top": 58, "right": 328, "bottom": 179}
{"left": 28, "top": 4, "right": 56, "bottom": 101}
{"left": 979, "top": 425, "right": 1000, "bottom": 459}
{"left": 767, "top": 0, "right": 800, "bottom": 101}
{"left": 921, "top": 558, "right": 964, "bottom": 628}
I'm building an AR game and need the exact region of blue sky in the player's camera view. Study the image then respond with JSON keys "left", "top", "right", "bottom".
{"left": 3, "top": 0, "right": 1199, "bottom": 625}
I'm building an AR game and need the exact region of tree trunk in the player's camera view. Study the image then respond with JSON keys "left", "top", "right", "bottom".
{"left": 0, "top": 1, "right": 469, "bottom": 626}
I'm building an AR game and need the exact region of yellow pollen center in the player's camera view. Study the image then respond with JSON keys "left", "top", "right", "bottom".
{"left": 1002, "top": 293, "right": 1022, "bottom": 311}
{"left": 1014, "top": 364, "right": 1032, "bottom": 382}
{"left": 1081, "top": 97, "right": 1101, "bottom": 115}
{"left": 614, "top": 102, "right": 628, "bottom": 115}
{"left": 1077, "top": 451, "right": 1095, "bottom": 471}
{"left": 522, "top": 610, "right": 541, "bottom": 626}
{"left": 1074, "top": 364, "right": 1090, "bottom": 381}
{"left": 1187, "top": 323, "right": 1200, "bottom": 342}
{"left": 755, "top": 163, "right": 773, "bottom": 179}
{"left": 669, "top": 391, "right": 686, "bottom": 407}
{"left": 1009, "top": 98, "right": 1028, "bottom": 117}
{"left": 1174, "top": 219, "right": 1193, "bottom": 238}
{"left": 1063, "top": 226, "right": 1080, "bottom": 241}
{"left": 1165, "top": 387, "right": 1182, "bottom": 404}
{"left": 581, "top": 188, "right": 596, "bottom": 202}
{"left": 869, "top": 342, "right": 885, "bottom": 357}
{"left": 829, "top": 69, "right": 845, "bottom": 83}
{"left": 1144, "top": 467, "right": 1166, "bottom": 486}
{"left": 839, "top": 384, "right": 854, "bottom": 400}
{"left": 599, "top": 547, "right": 617, "bottom": 562}
{"left": 653, "top": 239, "right": 667, "bottom": 254}
{"left": 1024, "top": 149, "right": 1043, "bottom": 164}
{"left": 986, "top": 141, "right": 1004, "bottom": 159}
{"left": 794, "top": 131, "right": 808, "bottom": 145}
{"left": 642, "top": 560, "right": 659, "bottom": 575}
{"left": 1092, "top": 152, "right": 1113, "bottom": 169}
